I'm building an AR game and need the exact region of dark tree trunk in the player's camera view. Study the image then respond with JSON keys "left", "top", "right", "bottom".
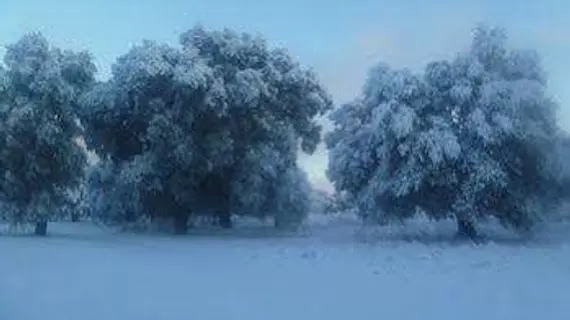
{"left": 34, "top": 221, "right": 48, "bottom": 236}
{"left": 456, "top": 217, "right": 477, "bottom": 240}
{"left": 274, "top": 218, "right": 282, "bottom": 230}
{"left": 218, "top": 211, "right": 232, "bottom": 229}
{"left": 173, "top": 214, "right": 189, "bottom": 235}
{"left": 216, "top": 185, "right": 232, "bottom": 229}
{"left": 71, "top": 213, "right": 80, "bottom": 222}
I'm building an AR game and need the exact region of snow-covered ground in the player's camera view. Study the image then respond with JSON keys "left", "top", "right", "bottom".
{"left": 1, "top": 214, "right": 570, "bottom": 320}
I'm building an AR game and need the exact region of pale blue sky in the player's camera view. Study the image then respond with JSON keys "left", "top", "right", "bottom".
{"left": 2, "top": 0, "right": 569, "bottom": 191}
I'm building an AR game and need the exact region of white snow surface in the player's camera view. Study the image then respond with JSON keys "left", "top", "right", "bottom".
{"left": 1, "top": 214, "right": 570, "bottom": 320}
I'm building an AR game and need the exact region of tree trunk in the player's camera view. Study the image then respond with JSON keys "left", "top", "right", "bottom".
{"left": 456, "top": 217, "right": 477, "bottom": 240}
{"left": 173, "top": 214, "right": 189, "bottom": 235}
{"left": 218, "top": 211, "right": 232, "bottom": 229}
{"left": 216, "top": 187, "right": 232, "bottom": 229}
{"left": 71, "top": 213, "right": 80, "bottom": 222}
{"left": 34, "top": 221, "right": 48, "bottom": 236}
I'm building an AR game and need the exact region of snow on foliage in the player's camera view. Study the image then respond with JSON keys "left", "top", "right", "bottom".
{"left": 326, "top": 25, "right": 562, "bottom": 237}
{"left": 80, "top": 25, "right": 332, "bottom": 233}
{"left": 0, "top": 33, "right": 95, "bottom": 234}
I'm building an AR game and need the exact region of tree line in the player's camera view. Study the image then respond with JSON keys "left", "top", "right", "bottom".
{"left": 0, "top": 24, "right": 567, "bottom": 239}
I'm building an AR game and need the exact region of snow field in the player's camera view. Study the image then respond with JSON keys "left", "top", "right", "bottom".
{"left": 1, "top": 214, "right": 570, "bottom": 320}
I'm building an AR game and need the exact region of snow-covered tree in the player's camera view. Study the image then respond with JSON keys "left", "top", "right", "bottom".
{"left": 0, "top": 33, "right": 95, "bottom": 235}
{"left": 446, "top": 26, "right": 560, "bottom": 236}
{"left": 81, "top": 26, "right": 331, "bottom": 233}
{"left": 81, "top": 46, "right": 207, "bottom": 232}
{"left": 181, "top": 26, "right": 331, "bottom": 228}
{"left": 327, "top": 25, "right": 562, "bottom": 238}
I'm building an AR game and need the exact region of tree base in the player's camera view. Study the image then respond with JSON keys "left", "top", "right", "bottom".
{"left": 173, "top": 215, "right": 189, "bottom": 235}
{"left": 34, "top": 221, "right": 48, "bottom": 236}
{"left": 274, "top": 218, "right": 282, "bottom": 230}
{"left": 218, "top": 212, "right": 232, "bottom": 229}
{"left": 455, "top": 218, "right": 478, "bottom": 240}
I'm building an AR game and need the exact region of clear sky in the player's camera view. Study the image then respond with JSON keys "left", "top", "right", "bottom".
{"left": 2, "top": 0, "right": 569, "bottom": 192}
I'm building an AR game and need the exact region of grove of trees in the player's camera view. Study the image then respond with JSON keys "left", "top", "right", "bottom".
{"left": 0, "top": 24, "right": 568, "bottom": 240}
{"left": 0, "top": 26, "right": 332, "bottom": 235}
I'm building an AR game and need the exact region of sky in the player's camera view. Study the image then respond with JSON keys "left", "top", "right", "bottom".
{"left": 1, "top": 0, "right": 569, "bottom": 192}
